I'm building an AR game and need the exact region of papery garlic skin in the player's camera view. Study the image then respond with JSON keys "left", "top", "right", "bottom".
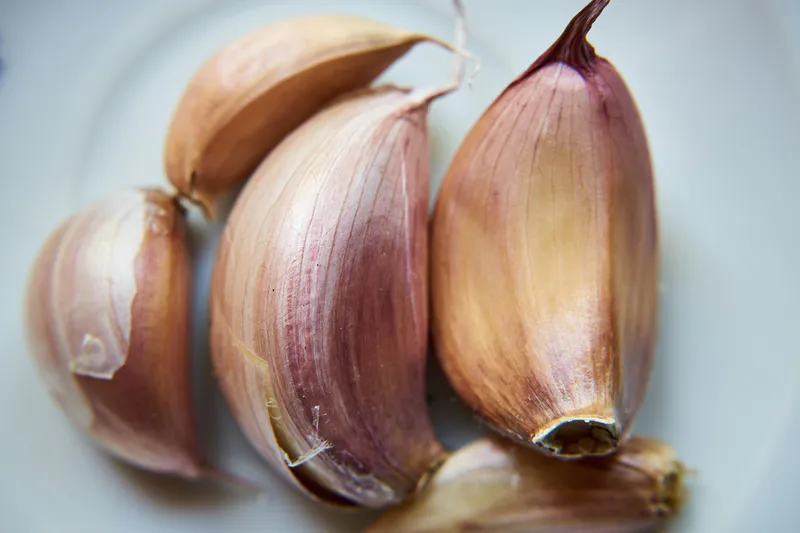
{"left": 210, "top": 87, "right": 444, "bottom": 507}
{"left": 165, "top": 14, "right": 451, "bottom": 217}
{"left": 25, "top": 189, "right": 201, "bottom": 476}
{"left": 431, "top": 0, "right": 658, "bottom": 458}
{"left": 367, "top": 436, "right": 683, "bottom": 533}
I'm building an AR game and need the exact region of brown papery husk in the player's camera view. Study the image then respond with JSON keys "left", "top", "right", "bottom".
{"left": 431, "top": 0, "right": 658, "bottom": 459}
{"left": 209, "top": 84, "right": 454, "bottom": 508}
{"left": 164, "top": 13, "right": 454, "bottom": 218}
{"left": 367, "top": 435, "right": 685, "bottom": 533}
{"left": 25, "top": 189, "right": 203, "bottom": 476}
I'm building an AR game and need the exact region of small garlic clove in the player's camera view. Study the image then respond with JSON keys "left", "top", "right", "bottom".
{"left": 431, "top": 0, "right": 658, "bottom": 458}
{"left": 164, "top": 14, "right": 452, "bottom": 217}
{"left": 209, "top": 85, "right": 452, "bottom": 508}
{"left": 367, "top": 436, "right": 684, "bottom": 533}
{"left": 25, "top": 189, "right": 202, "bottom": 476}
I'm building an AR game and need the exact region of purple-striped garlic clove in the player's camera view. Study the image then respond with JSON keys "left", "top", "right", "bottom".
{"left": 25, "top": 189, "right": 202, "bottom": 476}
{"left": 431, "top": 0, "right": 658, "bottom": 458}
{"left": 209, "top": 85, "right": 454, "bottom": 508}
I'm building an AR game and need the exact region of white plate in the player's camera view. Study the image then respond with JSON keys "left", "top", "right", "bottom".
{"left": 1, "top": 0, "right": 799, "bottom": 531}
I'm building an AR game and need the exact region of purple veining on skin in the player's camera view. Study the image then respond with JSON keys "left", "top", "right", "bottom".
{"left": 232, "top": 90, "right": 442, "bottom": 505}
{"left": 432, "top": 0, "right": 656, "bottom": 457}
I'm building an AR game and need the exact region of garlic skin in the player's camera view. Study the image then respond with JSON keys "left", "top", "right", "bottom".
{"left": 209, "top": 86, "right": 445, "bottom": 508}
{"left": 431, "top": 0, "right": 658, "bottom": 458}
{"left": 25, "top": 189, "right": 201, "bottom": 476}
{"left": 367, "top": 435, "right": 683, "bottom": 533}
{"left": 164, "top": 14, "right": 451, "bottom": 217}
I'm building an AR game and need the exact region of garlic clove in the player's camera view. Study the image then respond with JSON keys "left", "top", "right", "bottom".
{"left": 25, "top": 188, "right": 202, "bottom": 476}
{"left": 164, "top": 13, "right": 452, "bottom": 217}
{"left": 367, "top": 435, "right": 684, "bottom": 533}
{"left": 209, "top": 85, "right": 454, "bottom": 508}
{"left": 431, "top": 0, "right": 658, "bottom": 458}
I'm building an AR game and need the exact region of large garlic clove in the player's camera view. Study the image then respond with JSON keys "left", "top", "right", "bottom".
{"left": 431, "top": 0, "right": 658, "bottom": 458}
{"left": 25, "top": 189, "right": 201, "bottom": 476}
{"left": 367, "top": 435, "right": 684, "bottom": 533}
{"left": 209, "top": 86, "right": 448, "bottom": 508}
{"left": 164, "top": 14, "right": 452, "bottom": 217}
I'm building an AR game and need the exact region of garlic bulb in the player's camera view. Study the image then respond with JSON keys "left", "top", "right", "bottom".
{"left": 208, "top": 84, "right": 457, "bottom": 507}
{"left": 431, "top": 0, "right": 658, "bottom": 458}
{"left": 367, "top": 435, "right": 684, "bottom": 533}
{"left": 164, "top": 13, "right": 452, "bottom": 217}
{"left": 25, "top": 189, "right": 202, "bottom": 476}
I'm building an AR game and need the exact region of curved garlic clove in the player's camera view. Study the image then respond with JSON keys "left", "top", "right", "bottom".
{"left": 367, "top": 435, "right": 684, "bottom": 533}
{"left": 209, "top": 86, "right": 450, "bottom": 507}
{"left": 164, "top": 14, "right": 452, "bottom": 217}
{"left": 431, "top": 0, "right": 658, "bottom": 458}
{"left": 25, "top": 189, "right": 202, "bottom": 476}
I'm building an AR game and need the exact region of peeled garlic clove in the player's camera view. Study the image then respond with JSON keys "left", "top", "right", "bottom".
{"left": 209, "top": 85, "right": 451, "bottom": 507}
{"left": 25, "top": 189, "right": 202, "bottom": 476}
{"left": 431, "top": 0, "right": 658, "bottom": 458}
{"left": 164, "top": 14, "right": 451, "bottom": 217}
{"left": 367, "top": 435, "right": 684, "bottom": 533}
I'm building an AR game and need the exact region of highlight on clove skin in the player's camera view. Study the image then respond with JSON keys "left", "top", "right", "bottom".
{"left": 24, "top": 189, "right": 204, "bottom": 477}
{"left": 164, "top": 13, "right": 454, "bottom": 218}
{"left": 431, "top": 0, "right": 659, "bottom": 459}
{"left": 367, "top": 435, "right": 684, "bottom": 533}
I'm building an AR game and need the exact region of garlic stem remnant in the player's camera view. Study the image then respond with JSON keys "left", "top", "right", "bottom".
{"left": 431, "top": 0, "right": 658, "bottom": 458}
{"left": 209, "top": 83, "right": 457, "bottom": 508}
{"left": 367, "top": 436, "right": 684, "bottom": 533}
{"left": 164, "top": 14, "right": 453, "bottom": 217}
{"left": 25, "top": 189, "right": 202, "bottom": 476}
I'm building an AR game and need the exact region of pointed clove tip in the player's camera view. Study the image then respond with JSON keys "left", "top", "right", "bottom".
{"left": 572, "top": 0, "right": 611, "bottom": 39}
{"left": 539, "top": 0, "right": 610, "bottom": 74}
{"left": 532, "top": 417, "right": 620, "bottom": 458}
